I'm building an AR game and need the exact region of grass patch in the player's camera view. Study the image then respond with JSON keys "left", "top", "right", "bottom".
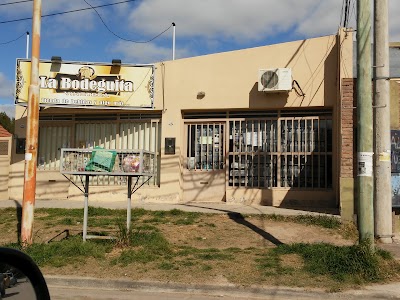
{"left": 256, "top": 250, "right": 294, "bottom": 276}
{"left": 113, "top": 222, "right": 172, "bottom": 265}
{"left": 12, "top": 236, "right": 113, "bottom": 268}
{"left": 269, "top": 241, "right": 396, "bottom": 283}
{"left": 175, "top": 246, "right": 233, "bottom": 261}
{"left": 112, "top": 249, "right": 157, "bottom": 265}
{"left": 158, "top": 261, "right": 178, "bottom": 270}
{"left": 261, "top": 214, "right": 341, "bottom": 229}
{"left": 58, "top": 217, "right": 78, "bottom": 225}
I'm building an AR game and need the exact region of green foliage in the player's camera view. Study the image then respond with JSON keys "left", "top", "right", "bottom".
{"left": 261, "top": 214, "right": 341, "bottom": 229}
{"left": 0, "top": 112, "right": 14, "bottom": 134}
{"left": 272, "top": 242, "right": 384, "bottom": 282}
{"left": 291, "top": 215, "right": 341, "bottom": 229}
{"left": 22, "top": 236, "right": 112, "bottom": 267}
{"left": 113, "top": 249, "right": 157, "bottom": 265}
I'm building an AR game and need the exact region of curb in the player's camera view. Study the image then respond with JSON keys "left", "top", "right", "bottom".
{"left": 44, "top": 275, "right": 400, "bottom": 299}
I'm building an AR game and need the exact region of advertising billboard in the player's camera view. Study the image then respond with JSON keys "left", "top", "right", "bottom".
{"left": 15, "top": 59, "right": 154, "bottom": 109}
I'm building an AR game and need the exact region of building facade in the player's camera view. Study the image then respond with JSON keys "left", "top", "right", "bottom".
{"left": 9, "top": 30, "right": 354, "bottom": 215}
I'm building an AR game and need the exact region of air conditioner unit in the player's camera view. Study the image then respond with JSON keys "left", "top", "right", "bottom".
{"left": 258, "top": 68, "right": 292, "bottom": 92}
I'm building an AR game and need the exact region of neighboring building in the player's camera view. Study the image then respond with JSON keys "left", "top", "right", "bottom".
{"left": 0, "top": 125, "right": 12, "bottom": 199}
{"left": 8, "top": 29, "right": 354, "bottom": 217}
{"left": 339, "top": 42, "right": 400, "bottom": 221}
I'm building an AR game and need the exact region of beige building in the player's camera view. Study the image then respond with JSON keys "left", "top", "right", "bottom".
{"left": 0, "top": 125, "right": 12, "bottom": 200}
{"left": 9, "top": 29, "right": 355, "bottom": 217}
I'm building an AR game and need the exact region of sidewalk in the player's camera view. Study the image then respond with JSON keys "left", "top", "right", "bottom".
{"left": 0, "top": 198, "right": 339, "bottom": 216}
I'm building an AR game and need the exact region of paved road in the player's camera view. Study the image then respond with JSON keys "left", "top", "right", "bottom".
{"left": 3, "top": 279, "right": 35, "bottom": 300}
{"left": 47, "top": 285, "right": 394, "bottom": 300}
{"left": 49, "top": 286, "right": 273, "bottom": 300}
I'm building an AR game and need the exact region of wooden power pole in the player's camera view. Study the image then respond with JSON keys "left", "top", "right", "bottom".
{"left": 21, "top": 0, "right": 42, "bottom": 246}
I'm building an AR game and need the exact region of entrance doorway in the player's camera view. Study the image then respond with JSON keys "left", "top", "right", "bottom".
{"left": 183, "top": 122, "right": 226, "bottom": 202}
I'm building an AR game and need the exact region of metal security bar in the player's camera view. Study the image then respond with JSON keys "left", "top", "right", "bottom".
{"left": 228, "top": 116, "right": 332, "bottom": 189}
{"left": 228, "top": 119, "right": 278, "bottom": 187}
{"left": 60, "top": 148, "right": 156, "bottom": 177}
{"left": 186, "top": 123, "right": 224, "bottom": 171}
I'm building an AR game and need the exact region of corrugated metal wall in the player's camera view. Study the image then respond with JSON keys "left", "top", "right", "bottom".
{"left": 38, "top": 126, "right": 71, "bottom": 170}
{"left": 38, "top": 119, "right": 161, "bottom": 186}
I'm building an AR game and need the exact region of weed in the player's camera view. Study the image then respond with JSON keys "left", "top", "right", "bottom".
{"left": 143, "top": 217, "right": 166, "bottom": 224}
{"left": 272, "top": 242, "right": 386, "bottom": 282}
{"left": 376, "top": 248, "right": 393, "bottom": 260}
{"left": 116, "top": 222, "right": 171, "bottom": 255}
{"left": 201, "top": 264, "right": 212, "bottom": 271}
{"left": 179, "top": 260, "right": 196, "bottom": 267}
{"left": 195, "top": 249, "right": 233, "bottom": 261}
{"left": 22, "top": 236, "right": 112, "bottom": 267}
{"left": 58, "top": 218, "right": 75, "bottom": 225}
{"left": 292, "top": 215, "right": 341, "bottom": 229}
{"left": 130, "top": 208, "right": 148, "bottom": 218}
{"left": 113, "top": 249, "right": 156, "bottom": 265}
{"left": 169, "top": 209, "right": 185, "bottom": 216}
{"left": 226, "top": 247, "right": 243, "bottom": 253}
{"left": 158, "top": 261, "right": 177, "bottom": 270}
{"left": 260, "top": 214, "right": 341, "bottom": 230}
{"left": 261, "top": 214, "right": 286, "bottom": 222}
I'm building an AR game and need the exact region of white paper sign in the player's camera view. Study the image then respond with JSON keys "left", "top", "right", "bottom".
{"left": 358, "top": 152, "right": 373, "bottom": 177}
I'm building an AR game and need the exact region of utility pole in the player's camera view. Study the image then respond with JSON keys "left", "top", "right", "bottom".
{"left": 374, "top": 0, "right": 392, "bottom": 243}
{"left": 357, "top": 0, "right": 374, "bottom": 249}
{"left": 26, "top": 31, "right": 30, "bottom": 59}
{"left": 21, "top": 0, "right": 42, "bottom": 246}
{"left": 172, "top": 22, "right": 176, "bottom": 60}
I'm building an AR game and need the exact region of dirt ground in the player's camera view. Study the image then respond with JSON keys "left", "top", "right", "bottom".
{"left": 0, "top": 208, "right": 360, "bottom": 288}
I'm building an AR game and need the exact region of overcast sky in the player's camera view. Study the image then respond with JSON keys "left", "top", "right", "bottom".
{"left": 0, "top": 0, "right": 399, "bottom": 117}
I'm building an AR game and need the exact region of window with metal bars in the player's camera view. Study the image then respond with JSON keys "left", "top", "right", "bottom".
{"left": 186, "top": 123, "right": 224, "bottom": 171}
{"left": 228, "top": 116, "right": 332, "bottom": 189}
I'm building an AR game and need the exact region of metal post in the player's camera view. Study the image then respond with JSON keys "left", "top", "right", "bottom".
{"left": 21, "top": 0, "right": 42, "bottom": 246}
{"left": 83, "top": 175, "right": 90, "bottom": 242}
{"left": 127, "top": 176, "right": 132, "bottom": 231}
{"left": 172, "top": 22, "right": 176, "bottom": 60}
{"left": 26, "top": 31, "right": 30, "bottom": 59}
{"left": 357, "top": 0, "right": 374, "bottom": 249}
{"left": 374, "top": 0, "right": 392, "bottom": 243}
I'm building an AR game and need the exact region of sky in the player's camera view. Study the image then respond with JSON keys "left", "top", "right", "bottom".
{"left": 0, "top": 0, "right": 400, "bottom": 118}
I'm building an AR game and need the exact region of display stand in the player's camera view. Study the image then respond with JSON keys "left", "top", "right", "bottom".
{"left": 60, "top": 148, "right": 156, "bottom": 241}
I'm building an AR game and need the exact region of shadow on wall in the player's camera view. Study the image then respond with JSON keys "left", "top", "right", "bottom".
{"left": 247, "top": 36, "right": 339, "bottom": 109}
{"left": 248, "top": 83, "right": 289, "bottom": 109}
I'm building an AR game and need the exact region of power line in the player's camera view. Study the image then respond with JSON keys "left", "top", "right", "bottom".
{"left": 0, "top": 31, "right": 26, "bottom": 45}
{"left": 0, "top": 0, "right": 136, "bottom": 24}
{"left": 0, "top": 0, "right": 32, "bottom": 7}
{"left": 83, "top": 0, "right": 172, "bottom": 43}
{"left": 343, "top": 0, "right": 350, "bottom": 28}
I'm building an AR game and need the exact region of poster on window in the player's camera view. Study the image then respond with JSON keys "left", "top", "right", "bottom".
{"left": 391, "top": 130, "right": 400, "bottom": 173}
{"left": 15, "top": 59, "right": 154, "bottom": 109}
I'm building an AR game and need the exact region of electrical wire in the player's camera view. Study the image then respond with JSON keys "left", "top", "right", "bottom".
{"left": 292, "top": 80, "right": 306, "bottom": 97}
{"left": 0, "top": 31, "right": 26, "bottom": 45}
{"left": 339, "top": 0, "right": 345, "bottom": 28}
{"left": 0, "top": 0, "right": 136, "bottom": 24}
{"left": 343, "top": 0, "right": 350, "bottom": 28}
{"left": 0, "top": 0, "right": 31, "bottom": 6}
{"left": 83, "top": 0, "right": 172, "bottom": 43}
